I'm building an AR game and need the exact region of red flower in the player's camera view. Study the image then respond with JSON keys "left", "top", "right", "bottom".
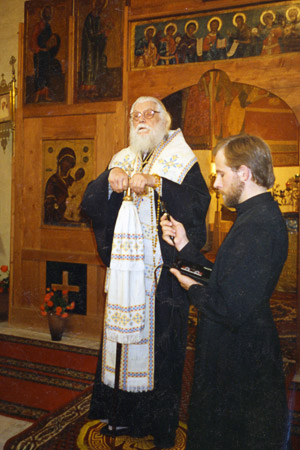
{"left": 41, "top": 288, "right": 75, "bottom": 318}
{"left": 66, "top": 302, "right": 75, "bottom": 310}
{"left": 44, "top": 293, "right": 52, "bottom": 302}
{"left": 0, "top": 265, "right": 8, "bottom": 273}
{"left": 55, "top": 306, "right": 62, "bottom": 315}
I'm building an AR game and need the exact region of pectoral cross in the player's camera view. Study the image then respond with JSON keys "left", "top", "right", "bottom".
{"left": 51, "top": 271, "right": 80, "bottom": 300}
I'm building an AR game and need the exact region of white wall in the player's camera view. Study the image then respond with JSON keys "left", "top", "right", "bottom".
{"left": 0, "top": 0, "right": 24, "bottom": 268}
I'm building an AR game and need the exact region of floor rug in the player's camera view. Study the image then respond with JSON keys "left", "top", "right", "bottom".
{"left": 0, "top": 334, "right": 98, "bottom": 421}
{"left": 4, "top": 386, "right": 188, "bottom": 450}
{"left": 4, "top": 292, "right": 300, "bottom": 450}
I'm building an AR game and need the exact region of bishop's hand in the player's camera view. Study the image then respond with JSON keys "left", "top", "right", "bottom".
{"left": 129, "top": 173, "right": 157, "bottom": 195}
{"left": 108, "top": 167, "right": 129, "bottom": 193}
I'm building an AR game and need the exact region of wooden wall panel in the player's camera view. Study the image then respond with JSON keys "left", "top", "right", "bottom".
{"left": 129, "top": 0, "right": 273, "bottom": 19}
{"left": 11, "top": 0, "right": 300, "bottom": 344}
{"left": 40, "top": 228, "right": 96, "bottom": 255}
{"left": 22, "top": 118, "right": 43, "bottom": 249}
{"left": 95, "top": 103, "right": 128, "bottom": 168}
{"left": 11, "top": 102, "right": 126, "bottom": 337}
{"left": 86, "top": 264, "right": 107, "bottom": 338}
{"left": 87, "top": 265, "right": 101, "bottom": 316}
{"left": 20, "top": 260, "right": 40, "bottom": 308}
{"left": 22, "top": 248, "right": 100, "bottom": 265}
{"left": 95, "top": 114, "right": 111, "bottom": 176}
{"left": 41, "top": 115, "right": 97, "bottom": 140}
{"left": 23, "top": 102, "right": 117, "bottom": 119}
{"left": 12, "top": 259, "right": 42, "bottom": 312}
{"left": 10, "top": 111, "right": 25, "bottom": 313}
{"left": 128, "top": 53, "right": 300, "bottom": 124}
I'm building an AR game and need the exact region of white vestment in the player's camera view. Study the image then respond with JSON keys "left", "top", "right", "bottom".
{"left": 102, "top": 128, "right": 197, "bottom": 392}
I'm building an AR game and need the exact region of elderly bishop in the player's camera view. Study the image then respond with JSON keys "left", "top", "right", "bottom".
{"left": 81, "top": 96, "right": 210, "bottom": 448}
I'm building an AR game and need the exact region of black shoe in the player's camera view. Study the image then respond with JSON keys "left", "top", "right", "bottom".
{"left": 100, "top": 424, "right": 131, "bottom": 437}
{"left": 154, "top": 436, "right": 175, "bottom": 448}
{"left": 128, "top": 427, "right": 151, "bottom": 439}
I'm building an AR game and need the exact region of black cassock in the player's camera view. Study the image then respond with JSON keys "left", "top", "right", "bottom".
{"left": 179, "top": 192, "right": 290, "bottom": 450}
{"left": 81, "top": 162, "right": 210, "bottom": 446}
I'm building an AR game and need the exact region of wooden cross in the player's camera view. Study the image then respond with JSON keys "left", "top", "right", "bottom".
{"left": 51, "top": 271, "right": 80, "bottom": 300}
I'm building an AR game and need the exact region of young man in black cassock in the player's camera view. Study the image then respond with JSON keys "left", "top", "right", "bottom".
{"left": 81, "top": 96, "right": 210, "bottom": 448}
{"left": 161, "top": 134, "right": 290, "bottom": 450}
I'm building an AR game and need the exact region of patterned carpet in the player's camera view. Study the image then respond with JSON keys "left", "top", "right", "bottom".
{"left": 3, "top": 291, "right": 299, "bottom": 450}
{"left": 0, "top": 334, "right": 98, "bottom": 421}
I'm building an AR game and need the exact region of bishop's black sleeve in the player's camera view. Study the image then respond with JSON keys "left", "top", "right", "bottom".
{"left": 81, "top": 170, "right": 123, "bottom": 266}
{"left": 159, "top": 162, "right": 211, "bottom": 266}
{"left": 82, "top": 162, "right": 210, "bottom": 268}
{"left": 186, "top": 223, "right": 285, "bottom": 330}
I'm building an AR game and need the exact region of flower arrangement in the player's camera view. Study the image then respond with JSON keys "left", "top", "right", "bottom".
{"left": 40, "top": 288, "right": 75, "bottom": 318}
{"left": 0, "top": 265, "right": 9, "bottom": 293}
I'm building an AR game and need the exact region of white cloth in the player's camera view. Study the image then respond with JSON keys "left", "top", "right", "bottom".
{"left": 101, "top": 129, "right": 197, "bottom": 392}
{"left": 105, "top": 198, "right": 146, "bottom": 344}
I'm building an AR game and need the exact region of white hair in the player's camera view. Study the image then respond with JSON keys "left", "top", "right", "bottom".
{"left": 130, "top": 96, "right": 172, "bottom": 131}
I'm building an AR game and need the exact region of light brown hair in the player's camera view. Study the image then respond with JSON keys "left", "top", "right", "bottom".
{"left": 213, "top": 134, "right": 275, "bottom": 189}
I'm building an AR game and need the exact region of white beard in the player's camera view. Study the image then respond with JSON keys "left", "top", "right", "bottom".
{"left": 129, "top": 121, "right": 168, "bottom": 156}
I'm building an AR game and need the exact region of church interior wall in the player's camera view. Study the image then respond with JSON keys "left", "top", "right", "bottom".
{"left": 0, "top": 0, "right": 25, "bottom": 270}
{"left": 0, "top": 0, "right": 299, "bottom": 339}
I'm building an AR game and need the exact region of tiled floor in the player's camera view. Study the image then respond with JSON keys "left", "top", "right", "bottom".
{"left": 0, "top": 320, "right": 100, "bottom": 450}
{"left": 0, "top": 416, "right": 29, "bottom": 450}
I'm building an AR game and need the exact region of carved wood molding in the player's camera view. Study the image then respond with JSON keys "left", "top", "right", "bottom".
{"left": 22, "top": 248, "right": 103, "bottom": 266}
